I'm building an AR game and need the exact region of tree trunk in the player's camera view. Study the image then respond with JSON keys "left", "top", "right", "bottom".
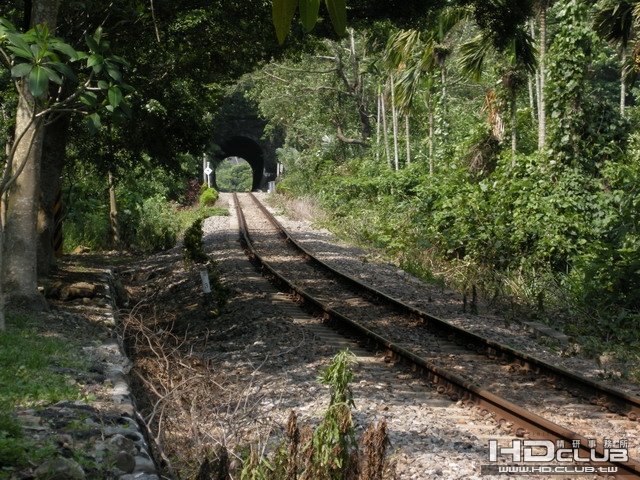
{"left": 380, "top": 93, "right": 391, "bottom": 169}
{"left": 537, "top": 2, "right": 547, "bottom": 150}
{"left": 2, "top": 0, "right": 61, "bottom": 316}
{"left": 511, "top": 90, "right": 517, "bottom": 165}
{"left": 405, "top": 114, "right": 411, "bottom": 165}
{"left": 38, "top": 113, "right": 71, "bottom": 275}
{"left": 3, "top": 84, "right": 49, "bottom": 311}
{"left": 108, "top": 170, "right": 121, "bottom": 249}
{"left": 376, "top": 93, "right": 381, "bottom": 163}
{"left": 390, "top": 76, "right": 399, "bottom": 171}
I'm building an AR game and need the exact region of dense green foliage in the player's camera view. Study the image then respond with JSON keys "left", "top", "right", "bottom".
{"left": 2, "top": 0, "right": 639, "bottom": 369}
{"left": 215, "top": 159, "right": 253, "bottom": 192}
{"left": 183, "top": 217, "right": 211, "bottom": 265}
{"left": 244, "top": 2, "right": 640, "bottom": 363}
{"left": 199, "top": 185, "right": 220, "bottom": 206}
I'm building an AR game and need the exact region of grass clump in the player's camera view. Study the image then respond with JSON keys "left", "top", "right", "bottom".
{"left": 0, "top": 314, "right": 87, "bottom": 408}
{"left": 0, "top": 312, "right": 89, "bottom": 469}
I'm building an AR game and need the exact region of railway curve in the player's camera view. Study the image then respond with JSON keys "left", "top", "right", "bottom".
{"left": 233, "top": 192, "right": 640, "bottom": 478}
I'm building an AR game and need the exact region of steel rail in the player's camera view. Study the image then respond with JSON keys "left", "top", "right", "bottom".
{"left": 234, "top": 192, "right": 640, "bottom": 478}
{"left": 245, "top": 193, "right": 640, "bottom": 422}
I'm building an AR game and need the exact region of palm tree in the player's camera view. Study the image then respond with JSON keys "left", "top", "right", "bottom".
{"left": 458, "top": 19, "right": 537, "bottom": 161}
{"left": 593, "top": 0, "right": 637, "bottom": 117}
{"left": 534, "top": 0, "right": 551, "bottom": 149}
{"left": 381, "top": 7, "right": 469, "bottom": 170}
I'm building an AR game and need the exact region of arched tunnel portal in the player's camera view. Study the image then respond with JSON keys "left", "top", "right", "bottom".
{"left": 218, "top": 136, "right": 262, "bottom": 191}
{"left": 215, "top": 135, "right": 276, "bottom": 191}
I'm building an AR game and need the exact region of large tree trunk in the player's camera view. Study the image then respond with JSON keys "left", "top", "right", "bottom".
{"left": 38, "top": 113, "right": 71, "bottom": 275}
{"left": 3, "top": 0, "right": 61, "bottom": 315}
{"left": 537, "top": 2, "right": 547, "bottom": 150}
{"left": 620, "top": 47, "right": 627, "bottom": 117}
{"left": 3, "top": 85, "right": 48, "bottom": 310}
{"left": 108, "top": 170, "right": 121, "bottom": 249}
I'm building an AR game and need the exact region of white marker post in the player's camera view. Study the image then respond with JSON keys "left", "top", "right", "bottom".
{"left": 199, "top": 269, "right": 212, "bottom": 306}
{"left": 204, "top": 163, "right": 213, "bottom": 188}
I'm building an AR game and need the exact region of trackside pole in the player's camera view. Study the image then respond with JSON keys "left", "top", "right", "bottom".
{"left": 199, "top": 269, "right": 212, "bottom": 306}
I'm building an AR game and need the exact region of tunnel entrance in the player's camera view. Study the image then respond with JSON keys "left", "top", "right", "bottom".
{"left": 218, "top": 136, "right": 265, "bottom": 191}
{"left": 215, "top": 157, "right": 253, "bottom": 192}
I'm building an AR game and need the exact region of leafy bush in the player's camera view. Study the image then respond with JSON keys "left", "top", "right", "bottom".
{"left": 183, "top": 217, "right": 210, "bottom": 264}
{"left": 200, "top": 187, "right": 219, "bottom": 207}
{"left": 182, "top": 179, "right": 202, "bottom": 207}
{"left": 134, "top": 195, "right": 180, "bottom": 252}
{"left": 64, "top": 191, "right": 179, "bottom": 253}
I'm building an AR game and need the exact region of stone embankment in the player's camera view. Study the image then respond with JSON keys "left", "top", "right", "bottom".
{"left": 12, "top": 266, "right": 159, "bottom": 480}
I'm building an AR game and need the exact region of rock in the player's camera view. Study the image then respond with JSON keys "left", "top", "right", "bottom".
{"left": 62, "top": 282, "right": 99, "bottom": 300}
{"left": 105, "top": 433, "right": 135, "bottom": 453}
{"left": 47, "top": 280, "right": 99, "bottom": 300}
{"left": 134, "top": 455, "right": 158, "bottom": 473}
{"left": 111, "top": 450, "right": 136, "bottom": 473}
{"left": 34, "top": 457, "right": 86, "bottom": 480}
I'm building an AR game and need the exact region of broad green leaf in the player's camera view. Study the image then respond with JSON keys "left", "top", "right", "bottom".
{"left": 79, "top": 91, "right": 98, "bottom": 107}
{"left": 105, "top": 61, "right": 122, "bottom": 82}
{"left": 85, "top": 33, "right": 100, "bottom": 53}
{"left": 98, "top": 80, "right": 109, "bottom": 90}
{"left": 40, "top": 65, "right": 62, "bottom": 85}
{"left": 28, "top": 65, "right": 48, "bottom": 97}
{"left": 30, "top": 43, "right": 45, "bottom": 60}
{"left": 87, "top": 54, "right": 104, "bottom": 72}
{"left": 10, "top": 62, "right": 32, "bottom": 78}
{"left": 299, "top": 0, "right": 321, "bottom": 33}
{"left": 50, "top": 61, "right": 77, "bottom": 82}
{"left": 325, "top": 0, "right": 346, "bottom": 37}
{"left": 86, "top": 112, "right": 102, "bottom": 134}
{"left": 6, "top": 33, "right": 33, "bottom": 59}
{"left": 272, "top": 0, "right": 298, "bottom": 44}
{"left": 108, "top": 86, "right": 123, "bottom": 108}
{"left": 0, "top": 17, "right": 16, "bottom": 35}
{"left": 109, "top": 54, "right": 129, "bottom": 67}
{"left": 51, "top": 40, "right": 79, "bottom": 61}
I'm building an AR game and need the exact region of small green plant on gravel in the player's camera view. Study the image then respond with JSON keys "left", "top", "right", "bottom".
{"left": 306, "top": 349, "right": 358, "bottom": 478}
{"left": 183, "top": 217, "right": 210, "bottom": 264}
{"left": 236, "top": 349, "right": 396, "bottom": 480}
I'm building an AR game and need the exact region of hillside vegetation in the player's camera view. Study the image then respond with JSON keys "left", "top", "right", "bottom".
{"left": 245, "top": 3, "right": 640, "bottom": 366}
{"left": 2, "top": 1, "right": 639, "bottom": 367}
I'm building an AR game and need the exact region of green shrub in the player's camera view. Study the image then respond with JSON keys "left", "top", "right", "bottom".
{"left": 200, "top": 187, "right": 219, "bottom": 207}
{"left": 134, "top": 195, "right": 179, "bottom": 252}
{"left": 183, "top": 217, "right": 210, "bottom": 264}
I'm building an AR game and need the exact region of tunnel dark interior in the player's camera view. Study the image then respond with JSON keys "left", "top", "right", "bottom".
{"left": 218, "top": 136, "right": 264, "bottom": 191}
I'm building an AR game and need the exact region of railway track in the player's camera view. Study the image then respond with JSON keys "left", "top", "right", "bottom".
{"left": 233, "top": 192, "right": 640, "bottom": 478}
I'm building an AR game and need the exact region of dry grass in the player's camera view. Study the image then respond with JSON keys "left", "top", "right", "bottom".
{"left": 265, "top": 194, "right": 328, "bottom": 224}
